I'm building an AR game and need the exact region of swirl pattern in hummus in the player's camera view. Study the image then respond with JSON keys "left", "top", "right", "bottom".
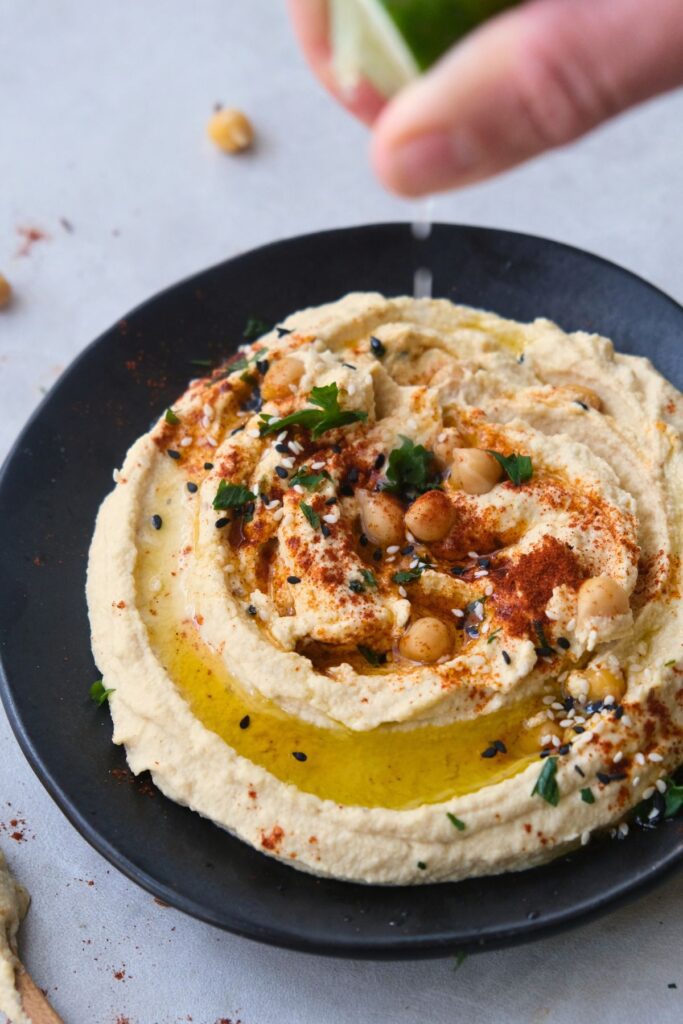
{"left": 87, "top": 293, "right": 683, "bottom": 884}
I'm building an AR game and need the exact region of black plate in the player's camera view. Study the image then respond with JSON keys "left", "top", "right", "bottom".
{"left": 1, "top": 224, "right": 682, "bottom": 959}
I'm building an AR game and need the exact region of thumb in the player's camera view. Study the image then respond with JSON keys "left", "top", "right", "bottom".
{"left": 371, "top": 0, "right": 683, "bottom": 196}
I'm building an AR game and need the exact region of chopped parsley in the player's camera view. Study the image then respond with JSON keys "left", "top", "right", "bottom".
{"left": 300, "top": 501, "right": 320, "bottom": 529}
{"left": 188, "top": 357, "right": 213, "bottom": 367}
{"left": 664, "top": 659, "right": 677, "bottom": 667}
{"left": 213, "top": 481, "right": 256, "bottom": 512}
{"left": 357, "top": 645, "right": 382, "bottom": 667}
{"left": 243, "top": 316, "right": 271, "bottom": 341}
{"left": 89, "top": 680, "right": 114, "bottom": 706}
{"left": 486, "top": 628, "right": 502, "bottom": 644}
{"left": 164, "top": 407, "right": 180, "bottom": 425}
{"left": 580, "top": 787, "right": 595, "bottom": 804}
{"left": 259, "top": 382, "right": 367, "bottom": 439}
{"left": 452, "top": 951, "right": 468, "bottom": 972}
{"left": 532, "top": 756, "right": 559, "bottom": 806}
{"left": 360, "top": 568, "right": 378, "bottom": 589}
{"left": 384, "top": 436, "right": 440, "bottom": 498}
{"left": 664, "top": 777, "right": 683, "bottom": 818}
{"left": 486, "top": 450, "right": 533, "bottom": 486}
{"left": 289, "top": 467, "right": 332, "bottom": 491}
{"left": 446, "top": 812, "right": 466, "bottom": 831}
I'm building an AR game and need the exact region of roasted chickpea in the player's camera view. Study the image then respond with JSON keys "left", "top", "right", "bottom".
{"left": 261, "top": 356, "right": 304, "bottom": 401}
{"left": 577, "top": 577, "right": 630, "bottom": 623}
{"left": 404, "top": 489, "right": 456, "bottom": 543}
{"left": 517, "top": 717, "right": 564, "bottom": 755}
{"left": 0, "top": 274, "right": 11, "bottom": 309}
{"left": 569, "top": 666, "right": 626, "bottom": 704}
{"left": 207, "top": 107, "right": 254, "bottom": 153}
{"left": 451, "top": 448, "right": 503, "bottom": 495}
{"left": 357, "top": 489, "right": 405, "bottom": 548}
{"left": 399, "top": 617, "right": 452, "bottom": 664}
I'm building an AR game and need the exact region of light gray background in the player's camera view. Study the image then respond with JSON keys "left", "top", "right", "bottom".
{"left": 1, "top": 2, "right": 681, "bottom": 1022}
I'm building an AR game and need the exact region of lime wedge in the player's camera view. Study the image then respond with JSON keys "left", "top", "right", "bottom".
{"left": 330, "top": 0, "right": 521, "bottom": 98}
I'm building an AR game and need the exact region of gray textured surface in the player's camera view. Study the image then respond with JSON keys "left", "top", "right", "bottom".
{"left": 0, "top": 2, "right": 681, "bottom": 1022}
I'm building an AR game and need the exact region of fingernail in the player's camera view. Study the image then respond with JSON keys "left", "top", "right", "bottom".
{"left": 387, "top": 129, "right": 484, "bottom": 195}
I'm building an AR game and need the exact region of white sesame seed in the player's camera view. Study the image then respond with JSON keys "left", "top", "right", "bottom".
{"left": 452, "top": 608, "right": 464, "bottom": 618}
{"left": 112, "top": 468, "right": 120, "bottom": 482}
{"left": 386, "top": 555, "right": 396, "bottom": 563}
{"left": 603, "top": 694, "right": 615, "bottom": 706}
{"left": 398, "top": 586, "right": 407, "bottom": 598}
{"left": 467, "top": 550, "right": 478, "bottom": 559}
{"left": 613, "top": 751, "right": 623, "bottom": 764}
{"left": 206, "top": 436, "right": 218, "bottom": 447}
{"left": 272, "top": 507, "right": 285, "bottom": 521}
{"left": 484, "top": 584, "right": 494, "bottom": 596}
{"left": 281, "top": 457, "right": 295, "bottom": 468}
{"left": 201, "top": 415, "right": 211, "bottom": 429}
{"left": 203, "top": 403, "right": 213, "bottom": 419}
{"left": 277, "top": 431, "right": 287, "bottom": 442}
{"left": 437, "top": 431, "right": 447, "bottom": 443}
{"left": 473, "top": 569, "right": 488, "bottom": 578}
{"left": 632, "top": 776, "right": 641, "bottom": 788}
{"left": 247, "top": 428, "right": 260, "bottom": 438}
{"left": 481, "top": 622, "right": 490, "bottom": 634}
{"left": 583, "top": 731, "right": 594, "bottom": 741}
{"left": 574, "top": 715, "right": 586, "bottom": 724}
{"left": 656, "top": 779, "right": 667, "bottom": 794}
{"left": 581, "top": 830, "right": 591, "bottom": 846}
{"left": 542, "top": 696, "right": 555, "bottom": 705}
{"left": 409, "top": 558, "right": 419, "bottom": 569}
{"left": 265, "top": 499, "right": 280, "bottom": 510}
{"left": 551, "top": 735, "right": 561, "bottom": 747}
{"left": 621, "top": 714, "right": 632, "bottom": 727}
{"left": 587, "top": 629, "right": 597, "bottom": 651}
{"left": 647, "top": 807, "right": 659, "bottom": 820}
{"left": 567, "top": 708, "right": 576, "bottom": 719}
{"left": 635, "top": 752, "right": 645, "bottom": 765}
{"left": 642, "top": 786, "right": 655, "bottom": 799}
{"left": 289, "top": 441, "right": 303, "bottom": 454}
{"left": 559, "top": 719, "right": 573, "bottom": 728}
{"left": 293, "top": 484, "right": 305, "bottom": 494}
{"left": 546, "top": 710, "right": 556, "bottom": 721}
{"left": 648, "top": 751, "right": 663, "bottom": 762}
{"left": 567, "top": 619, "right": 576, "bottom": 631}
{"left": 322, "top": 514, "right": 338, "bottom": 524}
{"left": 541, "top": 734, "right": 552, "bottom": 746}
{"left": 405, "top": 531, "right": 416, "bottom": 543}
{"left": 618, "top": 822, "right": 629, "bottom": 837}
{"left": 386, "top": 545, "right": 399, "bottom": 554}
{"left": 288, "top": 383, "right": 298, "bottom": 395}
{"left": 310, "top": 461, "right": 326, "bottom": 470}
{"left": 551, "top": 702, "right": 564, "bottom": 711}
{"left": 180, "top": 436, "right": 193, "bottom": 447}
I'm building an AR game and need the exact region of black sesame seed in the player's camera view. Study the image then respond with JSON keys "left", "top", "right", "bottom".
{"left": 186, "top": 482, "right": 198, "bottom": 493}
{"left": 275, "top": 443, "right": 289, "bottom": 453}
{"left": 614, "top": 705, "right": 625, "bottom": 720}
{"left": 321, "top": 523, "right": 331, "bottom": 538}
{"left": 204, "top": 461, "right": 214, "bottom": 470}
{"left": 239, "top": 715, "right": 251, "bottom": 729}
{"left": 340, "top": 484, "right": 354, "bottom": 497}
{"left": 575, "top": 400, "right": 589, "bottom": 411}
{"left": 539, "top": 748, "right": 553, "bottom": 758}
{"left": 256, "top": 359, "right": 269, "bottom": 375}
{"left": 401, "top": 545, "right": 415, "bottom": 556}
{"left": 151, "top": 514, "right": 162, "bottom": 530}
{"left": 493, "top": 739, "right": 507, "bottom": 754}
{"left": 292, "top": 751, "right": 307, "bottom": 762}
{"left": 246, "top": 604, "right": 257, "bottom": 616}
{"left": 359, "top": 533, "right": 368, "bottom": 547}
{"left": 331, "top": 444, "right": 342, "bottom": 454}
{"left": 558, "top": 743, "right": 571, "bottom": 756}
{"left": 502, "top": 650, "right": 512, "bottom": 665}
{"left": 597, "top": 772, "right": 612, "bottom": 785}
{"left": 167, "top": 449, "right": 180, "bottom": 460}
{"left": 287, "top": 575, "right": 301, "bottom": 585}
{"left": 451, "top": 565, "right": 466, "bottom": 576}
{"left": 275, "top": 466, "right": 288, "bottom": 479}
{"left": 478, "top": 557, "right": 491, "bottom": 569}
{"left": 342, "top": 362, "right": 357, "bottom": 371}
{"left": 215, "top": 517, "right": 230, "bottom": 528}
{"left": 370, "top": 336, "right": 386, "bottom": 358}
{"left": 276, "top": 325, "right": 293, "bottom": 337}
{"left": 535, "top": 646, "right": 555, "bottom": 658}
{"left": 527, "top": 910, "right": 539, "bottom": 920}
{"left": 585, "top": 700, "right": 604, "bottom": 715}
{"left": 574, "top": 764, "right": 586, "bottom": 778}
{"left": 374, "top": 453, "right": 386, "bottom": 470}
{"left": 349, "top": 580, "right": 364, "bottom": 594}
{"left": 573, "top": 726, "right": 586, "bottom": 734}
{"left": 563, "top": 696, "right": 574, "bottom": 711}
{"left": 241, "top": 386, "right": 263, "bottom": 414}
{"left": 481, "top": 746, "right": 497, "bottom": 759}
{"left": 517, "top": 353, "right": 525, "bottom": 364}
{"left": 372, "top": 548, "right": 382, "bottom": 562}
{"left": 230, "top": 425, "right": 245, "bottom": 436}
{"left": 325, "top": 497, "right": 338, "bottom": 506}
{"left": 347, "top": 467, "right": 359, "bottom": 483}
{"left": 556, "top": 636, "right": 571, "bottom": 650}
{"left": 465, "top": 625, "right": 480, "bottom": 638}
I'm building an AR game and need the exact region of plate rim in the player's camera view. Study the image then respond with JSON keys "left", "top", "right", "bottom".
{"left": 1, "top": 221, "right": 682, "bottom": 959}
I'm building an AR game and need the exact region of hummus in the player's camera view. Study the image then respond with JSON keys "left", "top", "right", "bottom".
{"left": 87, "top": 293, "right": 683, "bottom": 884}
{"left": 0, "top": 848, "right": 30, "bottom": 1024}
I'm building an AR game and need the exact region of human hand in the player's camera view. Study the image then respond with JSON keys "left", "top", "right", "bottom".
{"left": 287, "top": 0, "right": 683, "bottom": 196}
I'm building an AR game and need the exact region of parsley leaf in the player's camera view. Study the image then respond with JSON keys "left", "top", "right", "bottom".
{"left": 664, "top": 777, "right": 683, "bottom": 818}
{"left": 580, "top": 787, "right": 595, "bottom": 804}
{"left": 90, "top": 680, "right": 114, "bottom": 706}
{"left": 357, "top": 644, "right": 382, "bottom": 667}
{"left": 360, "top": 568, "right": 378, "bottom": 589}
{"left": 392, "top": 568, "right": 423, "bottom": 585}
{"left": 243, "top": 316, "right": 271, "bottom": 341}
{"left": 164, "top": 407, "right": 180, "bottom": 425}
{"left": 212, "top": 481, "right": 256, "bottom": 511}
{"left": 531, "top": 757, "right": 559, "bottom": 806}
{"left": 384, "top": 436, "right": 440, "bottom": 498}
{"left": 289, "top": 467, "right": 332, "bottom": 491}
{"left": 300, "top": 501, "right": 321, "bottom": 529}
{"left": 446, "top": 812, "right": 466, "bottom": 831}
{"left": 259, "top": 382, "right": 367, "bottom": 439}
{"left": 486, "top": 450, "right": 533, "bottom": 486}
